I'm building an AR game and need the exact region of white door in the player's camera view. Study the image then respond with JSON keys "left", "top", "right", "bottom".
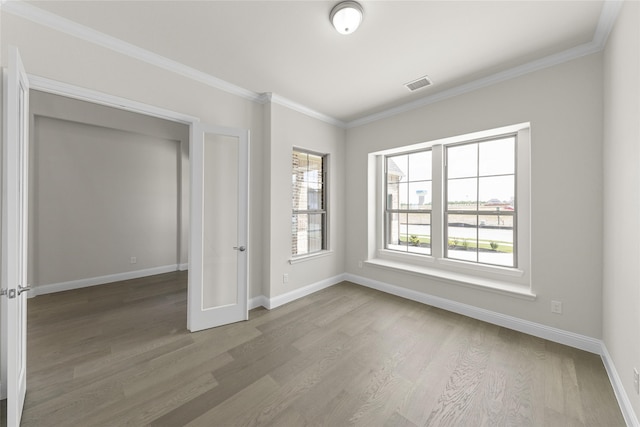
{"left": 188, "top": 123, "right": 249, "bottom": 332}
{"left": 1, "top": 46, "right": 31, "bottom": 426}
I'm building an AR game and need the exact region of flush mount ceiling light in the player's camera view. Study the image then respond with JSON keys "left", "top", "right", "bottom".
{"left": 330, "top": 1, "right": 364, "bottom": 35}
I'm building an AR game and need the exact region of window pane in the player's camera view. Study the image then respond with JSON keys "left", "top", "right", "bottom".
{"left": 292, "top": 213, "right": 307, "bottom": 255}
{"left": 447, "top": 177, "right": 477, "bottom": 210}
{"left": 448, "top": 143, "right": 477, "bottom": 179}
{"left": 292, "top": 180, "right": 307, "bottom": 210}
{"left": 387, "top": 182, "right": 399, "bottom": 210}
{"left": 478, "top": 213, "right": 513, "bottom": 229}
{"left": 478, "top": 175, "right": 514, "bottom": 207}
{"left": 407, "top": 213, "right": 431, "bottom": 255}
{"left": 398, "top": 182, "right": 409, "bottom": 208}
{"left": 447, "top": 214, "right": 478, "bottom": 262}
{"left": 479, "top": 137, "right": 515, "bottom": 177}
{"left": 308, "top": 213, "right": 324, "bottom": 253}
{"left": 292, "top": 213, "right": 325, "bottom": 256}
{"left": 408, "top": 181, "right": 432, "bottom": 209}
{"left": 408, "top": 151, "right": 431, "bottom": 181}
{"left": 387, "top": 212, "right": 408, "bottom": 252}
{"left": 308, "top": 153, "right": 323, "bottom": 174}
{"left": 293, "top": 151, "right": 308, "bottom": 173}
{"left": 307, "top": 185, "right": 323, "bottom": 210}
{"left": 479, "top": 223, "right": 514, "bottom": 267}
{"left": 387, "top": 155, "right": 408, "bottom": 183}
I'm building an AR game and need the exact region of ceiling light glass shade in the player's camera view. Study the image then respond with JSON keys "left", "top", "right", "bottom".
{"left": 330, "top": 1, "right": 364, "bottom": 35}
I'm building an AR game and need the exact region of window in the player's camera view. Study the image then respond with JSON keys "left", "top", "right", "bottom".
{"left": 292, "top": 149, "right": 327, "bottom": 257}
{"left": 445, "top": 137, "right": 516, "bottom": 267}
{"left": 385, "top": 150, "right": 432, "bottom": 255}
{"left": 373, "top": 123, "right": 531, "bottom": 293}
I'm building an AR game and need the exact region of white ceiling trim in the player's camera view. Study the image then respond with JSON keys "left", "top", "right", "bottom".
{"left": 348, "top": 0, "right": 623, "bottom": 128}
{"left": 348, "top": 41, "right": 601, "bottom": 128}
{"left": 3, "top": 0, "right": 263, "bottom": 102}
{"left": 593, "top": 0, "right": 624, "bottom": 49}
{"left": 4, "top": 0, "right": 622, "bottom": 130}
{"left": 28, "top": 73, "right": 200, "bottom": 125}
{"left": 263, "top": 93, "right": 347, "bottom": 128}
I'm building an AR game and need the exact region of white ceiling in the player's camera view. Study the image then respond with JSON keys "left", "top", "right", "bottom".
{"left": 25, "top": 0, "right": 606, "bottom": 123}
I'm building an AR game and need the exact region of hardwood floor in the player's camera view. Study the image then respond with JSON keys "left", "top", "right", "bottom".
{"left": 22, "top": 272, "right": 624, "bottom": 426}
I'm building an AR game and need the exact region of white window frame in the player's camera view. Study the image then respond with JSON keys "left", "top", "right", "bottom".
{"left": 290, "top": 148, "right": 329, "bottom": 262}
{"left": 367, "top": 123, "right": 533, "bottom": 298}
{"left": 384, "top": 149, "right": 433, "bottom": 256}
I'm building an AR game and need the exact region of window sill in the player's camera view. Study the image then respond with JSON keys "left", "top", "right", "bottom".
{"left": 289, "top": 250, "right": 334, "bottom": 264}
{"left": 364, "top": 257, "right": 536, "bottom": 300}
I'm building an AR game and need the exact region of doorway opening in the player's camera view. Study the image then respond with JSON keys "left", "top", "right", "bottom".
{"left": 28, "top": 90, "right": 190, "bottom": 299}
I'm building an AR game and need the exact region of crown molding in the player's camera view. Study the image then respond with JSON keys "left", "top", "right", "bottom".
{"left": 28, "top": 73, "right": 200, "bottom": 124}
{"left": 264, "top": 93, "right": 347, "bottom": 128}
{"left": 3, "top": 0, "right": 263, "bottom": 103}
{"left": 4, "top": 0, "right": 622, "bottom": 131}
{"left": 347, "top": 0, "right": 622, "bottom": 128}
{"left": 346, "top": 41, "right": 602, "bottom": 128}
{"left": 593, "top": 0, "right": 624, "bottom": 49}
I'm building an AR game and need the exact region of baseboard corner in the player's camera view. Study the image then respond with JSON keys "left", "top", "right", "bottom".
{"left": 601, "top": 343, "right": 640, "bottom": 427}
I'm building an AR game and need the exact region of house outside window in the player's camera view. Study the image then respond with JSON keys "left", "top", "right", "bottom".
{"left": 292, "top": 149, "right": 327, "bottom": 257}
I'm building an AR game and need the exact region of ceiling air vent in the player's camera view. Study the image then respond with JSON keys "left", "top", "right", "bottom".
{"left": 405, "top": 75, "right": 432, "bottom": 92}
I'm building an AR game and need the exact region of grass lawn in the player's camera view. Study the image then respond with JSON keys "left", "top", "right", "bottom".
{"left": 400, "top": 234, "right": 513, "bottom": 253}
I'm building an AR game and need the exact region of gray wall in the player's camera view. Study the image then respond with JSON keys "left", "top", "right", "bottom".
{"left": 603, "top": 0, "right": 640, "bottom": 419}
{"left": 29, "top": 91, "right": 189, "bottom": 289}
{"left": 345, "top": 52, "right": 604, "bottom": 338}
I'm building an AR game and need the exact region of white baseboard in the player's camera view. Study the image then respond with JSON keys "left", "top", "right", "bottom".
{"left": 344, "top": 273, "right": 602, "bottom": 354}
{"left": 178, "top": 263, "right": 189, "bottom": 271}
{"left": 249, "top": 295, "right": 268, "bottom": 310}
{"left": 601, "top": 344, "right": 640, "bottom": 427}
{"left": 30, "top": 264, "right": 182, "bottom": 297}
{"left": 252, "top": 274, "right": 346, "bottom": 311}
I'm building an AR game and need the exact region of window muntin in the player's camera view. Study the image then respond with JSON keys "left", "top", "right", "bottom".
{"left": 292, "top": 149, "right": 327, "bottom": 256}
{"left": 385, "top": 150, "right": 432, "bottom": 255}
{"left": 445, "top": 137, "right": 516, "bottom": 267}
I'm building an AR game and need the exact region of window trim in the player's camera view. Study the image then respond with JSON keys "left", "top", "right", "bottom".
{"left": 291, "top": 148, "right": 329, "bottom": 259}
{"left": 369, "top": 123, "right": 532, "bottom": 295}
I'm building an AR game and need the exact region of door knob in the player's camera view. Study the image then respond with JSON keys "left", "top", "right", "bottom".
{"left": 233, "top": 246, "right": 246, "bottom": 252}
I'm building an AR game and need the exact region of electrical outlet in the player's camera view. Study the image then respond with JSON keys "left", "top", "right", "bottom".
{"left": 130, "top": 256, "right": 137, "bottom": 264}
{"left": 551, "top": 300, "right": 562, "bottom": 314}
{"left": 283, "top": 273, "right": 289, "bottom": 284}
{"left": 634, "top": 368, "right": 639, "bottom": 394}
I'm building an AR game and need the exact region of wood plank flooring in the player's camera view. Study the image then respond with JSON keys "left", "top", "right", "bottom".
{"left": 21, "top": 272, "right": 625, "bottom": 426}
